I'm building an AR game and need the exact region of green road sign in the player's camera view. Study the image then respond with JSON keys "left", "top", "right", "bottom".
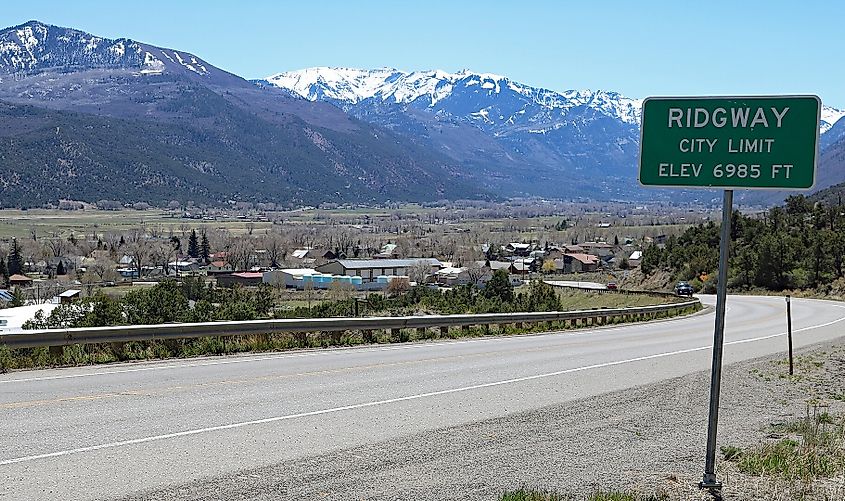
{"left": 639, "top": 95, "right": 820, "bottom": 189}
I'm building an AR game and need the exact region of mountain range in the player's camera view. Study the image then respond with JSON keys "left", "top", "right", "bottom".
{"left": 0, "top": 20, "right": 843, "bottom": 208}
{"left": 0, "top": 21, "right": 485, "bottom": 207}
{"left": 261, "top": 67, "right": 845, "bottom": 205}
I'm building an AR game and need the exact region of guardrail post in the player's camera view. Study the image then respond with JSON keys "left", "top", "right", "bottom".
{"left": 440, "top": 326, "right": 449, "bottom": 337}
{"left": 296, "top": 332, "right": 308, "bottom": 347}
{"left": 417, "top": 327, "right": 426, "bottom": 339}
{"left": 462, "top": 325, "right": 470, "bottom": 335}
{"left": 49, "top": 345, "right": 64, "bottom": 359}
{"left": 362, "top": 329, "right": 374, "bottom": 343}
{"left": 391, "top": 328, "right": 401, "bottom": 342}
{"left": 328, "top": 330, "right": 341, "bottom": 345}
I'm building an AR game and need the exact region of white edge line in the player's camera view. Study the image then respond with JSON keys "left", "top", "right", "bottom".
{"left": 3, "top": 307, "right": 845, "bottom": 467}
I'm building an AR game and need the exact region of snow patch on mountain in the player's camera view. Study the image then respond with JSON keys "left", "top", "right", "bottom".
{"left": 821, "top": 106, "right": 845, "bottom": 134}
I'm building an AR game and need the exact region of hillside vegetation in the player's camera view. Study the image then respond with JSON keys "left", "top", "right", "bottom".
{"left": 640, "top": 195, "right": 845, "bottom": 294}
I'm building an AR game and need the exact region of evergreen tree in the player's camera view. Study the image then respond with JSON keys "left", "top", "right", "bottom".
{"left": 8, "top": 238, "right": 23, "bottom": 276}
{"left": 10, "top": 287, "right": 24, "bottom": 307}
{"left": 56, "top": 261, "right": 66, "bottom": 276}
{"left": 200, "top": 231, "right": 210, "bottom": 263}
{"left": 483, "top": 269, "right": 514, "bottom": 303}
{"left": 188, "top": 229, "right": 199, "bottom": 258}
{"left": 119, "top": 235, "right": 125, "bottom": 247}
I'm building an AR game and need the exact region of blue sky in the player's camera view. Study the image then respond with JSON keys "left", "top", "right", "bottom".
{"left": 2, "top": 0, "right": 842, "bottom": 107}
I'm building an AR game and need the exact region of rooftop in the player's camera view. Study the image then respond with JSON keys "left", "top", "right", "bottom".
{"left": 329, "top": 258, "right": 442, "bottom": 269}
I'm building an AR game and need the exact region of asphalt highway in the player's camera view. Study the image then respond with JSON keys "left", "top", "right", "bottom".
{"left": 2, "top": 294, "right": 844, "bottom": 500}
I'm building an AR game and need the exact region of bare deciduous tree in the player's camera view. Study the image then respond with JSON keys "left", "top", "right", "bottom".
{"left": 126, "top": 230, "right": 151, "bottom": 279}
{"left": 408, "top": 261, "right": 432, "bottom": 285}
{"left": 226, "top": 238, "right": 255, "bottom": 272}
{"left": 464, "top": 261, "right": 488, "bottom": 286}
{"left": 262, "top": 233, "right": 286, "bottom": 268}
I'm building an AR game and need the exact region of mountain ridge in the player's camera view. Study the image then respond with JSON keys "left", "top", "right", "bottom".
{"left": 0, "top": 21, "right": 491, "bottom": 207}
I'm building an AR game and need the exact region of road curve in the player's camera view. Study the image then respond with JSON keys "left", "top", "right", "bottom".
{"left": 1, "top": 294, "right": 844, "bottom": 500}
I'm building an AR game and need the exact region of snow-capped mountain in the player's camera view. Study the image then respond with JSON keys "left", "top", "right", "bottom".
{"left": 0, "top": 22, "right": 488, "bottom": 207}
{"left": 265, "top": 66, "right": 844, "bottom": 137}
{"left": 263, "top": 67, "right": 642, "bottom": 127}
{"left": 259, "top": 67, "right": 649, "bottom": 197}
{"left": 0, "top": 20, "right": 237, "bottom": 82}
{"left": 821, "top": 106, "right": 845, "bottom": 134}
{"left": 261, "top": 67, "right": 845, "bottom": 200}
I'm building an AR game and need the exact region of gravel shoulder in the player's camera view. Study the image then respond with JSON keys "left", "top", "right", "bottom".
{"left": 119, "top": 338, "right": 845, "bottom": 501}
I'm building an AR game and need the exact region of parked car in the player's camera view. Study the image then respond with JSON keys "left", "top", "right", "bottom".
{"left": 606, "top": 282, "right": 618, "bottom": 291}
{"left": 674, "top": 281, "right": 695, "bottom": 296}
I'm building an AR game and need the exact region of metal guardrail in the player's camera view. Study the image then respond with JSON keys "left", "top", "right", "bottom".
{"left": 0, "top": 300, "right": 700, "bottom": 349}
{"left": 545, "top": 281, "right": 681, "bottom": 298}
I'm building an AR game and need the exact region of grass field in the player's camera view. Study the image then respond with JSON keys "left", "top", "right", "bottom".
{"left": 0, "top": 206, "right": 697, "bottom": 245}
{"left": 0, "top": 209, "right": 274, "bottom": 239}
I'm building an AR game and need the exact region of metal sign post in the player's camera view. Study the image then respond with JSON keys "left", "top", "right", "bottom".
{"left": 700, "top": 189, "right": 732, "bottom": 489}
{"left": 786, "top": 295, "right": 794, "bottom": 375}
{"left": 638, "top": 95, "right": 821, "bottom": 491}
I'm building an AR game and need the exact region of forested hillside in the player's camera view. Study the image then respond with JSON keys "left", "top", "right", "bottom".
{"left": 641, "top": 195, "right": 845, "bottom": 292}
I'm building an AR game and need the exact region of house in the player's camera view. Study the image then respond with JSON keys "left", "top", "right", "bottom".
{"left": 476, "top": 260, "right": 515, "bottom": 274}
{"left": 435, "top": 266, "right": 471, "bottom": 286}
{"left": 206, "top": 261, "right": 233, "bottom": 275}
{"left": 208, "top": 251, "right": 228, "bottom": 262}
{"left": 58, "top": 289, "right": 82, "bottom": 304}
{"left": 168, "top": 260, "right": 201, "bottom": 274}
{"left": 374, "top": 243, "right": 399, "bottom": 259}
{"left": 118, "top": 255, "right": 134, "bottom": 266}
{"left": 579, "top": 242, "right": 614, "bottom": 257}
{"left": 8, "top": 274, "right": 33, "bottom": 287}
{"left": 562, "top": 253, "right": 600, "bottom": 273}
{"left": 627, "top": 250, "right": 643, "bottom": 268}
{"left": 216, "top": 272, "right": 264, "bottom": 288}
{"left": 502, "top": 242, "right": 533, "bottom": 257}
{"left": 315, "top": 258, "right": 442, "bottom": 283}
{"left": 511, "top": 257, "right": 536, "bottom": 274}
{"left": 117, "top": 268, "right": 139, "bottom": 279}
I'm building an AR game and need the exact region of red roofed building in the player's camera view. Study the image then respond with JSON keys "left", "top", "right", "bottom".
{"left": 563, "top": 253, "right": 600, "bottom": 273}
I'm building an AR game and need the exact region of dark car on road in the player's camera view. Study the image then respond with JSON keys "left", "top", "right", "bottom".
{"left": 674, "top": 281, "right": 695, "bottom": 296}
